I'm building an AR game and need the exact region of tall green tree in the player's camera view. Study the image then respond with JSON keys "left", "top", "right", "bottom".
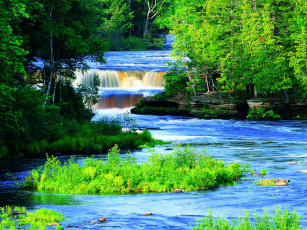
{"left": 288, "top": 0, "right": 307, "bottom": 92}
{"left": 22, "top": 0, "right": 107, "bottom": 105}
{"left": 98, "top": 0, "right": 133, "bottom": 50}
{"left": 158, "top": 0, "right": 306, "bottom": 99}
{"left": 0, "top": 0, "right": 28, "bottom": 85}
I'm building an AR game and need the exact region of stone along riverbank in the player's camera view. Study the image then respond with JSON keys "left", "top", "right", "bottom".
{"left": 131, "top": 92, "right": 307, "bottom": 120}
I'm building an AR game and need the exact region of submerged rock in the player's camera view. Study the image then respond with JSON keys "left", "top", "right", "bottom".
{"left": 173, "top": 189, "right": 184, "bottom": 193}
{"left": 98, "top": 218, "right": 107, "bottom": 223}
{"left": 47, "top": 223, "right": 60, "bottom": 226}
{"left": 141, "top": 212, "right": 153, "bottom": 216}
{"left": 258, "top": 179, "right": 290, "bottom": 186}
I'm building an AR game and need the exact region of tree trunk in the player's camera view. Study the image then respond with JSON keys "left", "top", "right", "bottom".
{"left": 204, "top": 66, "right": 210, "bottom": 94}
{"left": 282, "top": 89, "right": 290, "bottom": 103}
{"left": 254, "top": 85, "right": 258, "bottom": 98}
{"left": 44, "top": 8, "right": 54, "bottom": 106}
{"left": 59, "top": 73, "right": 62, "bottom": 103}
{"left": 143, "top": 14, "right": 149, "bottom": 39}
{"left": 205, "top": 72, "right": 210, "bottom": 94}
{"left": 52, "top": 71, "right": 57, "bottom": 104}
{"left": 43, "top": 61, "right": 46, "bottom": 87}
{"left": 210, "top": 76, "right": 216, "bottom": 91}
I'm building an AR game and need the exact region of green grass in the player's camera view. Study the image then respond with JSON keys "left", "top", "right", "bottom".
{"left": 0, "top": 206, "right": 65, "bottom": 230}
{"left": 20, "top": 129, "right": 161, "bottom": 156}
{"left": 1, "top": 113, "right": 163, "bottom": 159}
{"left": 192, "top": 208, "right": 305, "bottom": 230}
{"left": 22, "top": 146, "right": 248, "bottom": 194}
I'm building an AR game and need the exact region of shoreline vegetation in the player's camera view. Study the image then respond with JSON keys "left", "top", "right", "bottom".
{"left": 0, "top": 206, "right": 306, "bottom": 230}
{"left": 1, "top": 206, "right": 305, "bottom": 230}
{"left": 0, "top": 111, "right": 162, "bottom": 160}
{"left": 22, "top": 145, "right": 248, "bottom": 194}
{"left": 0, "top": 206, "right": 65, "bottom": 230}
{"left": 193, "top": 208, "right": 305, "bottom": 230}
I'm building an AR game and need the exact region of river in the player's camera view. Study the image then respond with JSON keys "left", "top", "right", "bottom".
{"left": 0, "top": 41, "right": 307, "bottom": 229}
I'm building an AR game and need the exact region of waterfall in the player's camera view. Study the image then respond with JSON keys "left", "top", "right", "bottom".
{"left": 74, "top": 70, "right": 166, "bottom": 88}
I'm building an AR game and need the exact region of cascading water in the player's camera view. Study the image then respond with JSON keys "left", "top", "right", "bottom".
{"left": 74, "top": 70, "right": 166, "bottom": 88}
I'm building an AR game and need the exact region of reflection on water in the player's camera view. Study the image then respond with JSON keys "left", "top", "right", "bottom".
{"left": 93, "top": 94, "right": 143, "bottom": 109}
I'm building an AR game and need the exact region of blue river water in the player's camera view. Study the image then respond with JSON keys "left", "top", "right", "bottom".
{"left": 0, "top": 43, "right": 307, "bottom": 229}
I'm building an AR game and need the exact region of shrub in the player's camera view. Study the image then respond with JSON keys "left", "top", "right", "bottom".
{"left": 0, "top": 206, "right": 64, "bottom": 230}
{"left": 192, "top": 207, "right": 304, "bottom": 230}
{"left": 163, "top": 70, "right": 189, "bottom": 96}
{"left": 246, "top": 107, "right": 281, "bottom": 120}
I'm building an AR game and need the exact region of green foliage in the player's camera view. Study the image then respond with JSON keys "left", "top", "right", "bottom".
{"left": 56, "top": 226, "right": 65, "bottom": 230}
{"left": 23, "top": 145, "right": 247, "bottom": 194}
{"left": 0, "top": 0, "right": 28, "bottom": 85}
{"left": 0, "top": 113, "right": 158, "bottom": 158}
{"left": 98, "top": 0, "right": 133, "bottom": 51}
{"left": 163, "top": 70, "right": 189, "bottom": 96}
{"left": 201, "top": 103, "right": 230, "bottom": 119}
{"left": 79, "top": 75, "right": 101, "bottom": 109}
{"left": 260, "top": 169, "right": 268, "bottom": 176}
{"left": 0, "top": 206, "right": 64, "bottom": 230}
{"left": 157, "top": 0, "right": 306, "bottom": 99}
{"left": 246, "top": 107, "right": 281, "bottom": 120}
{"left": 192, "top": 208, "right": 304, "bottom": 230}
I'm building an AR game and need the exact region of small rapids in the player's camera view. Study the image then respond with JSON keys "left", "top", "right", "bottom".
{"left": 1, "top": 42, "right": 307, "bottom": 229}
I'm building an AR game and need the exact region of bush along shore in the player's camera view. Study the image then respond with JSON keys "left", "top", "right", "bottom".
{"left": 22, "top": 145, "right": 248, "bottom": 194}
{"left": 192, "top": 208, "right": 305, "bottom": 230}
{"left": 0, "top": 206, "right": 65, "bottom": 230}
{"left": 1, "top": 114, "right": 162, "bottom": 159}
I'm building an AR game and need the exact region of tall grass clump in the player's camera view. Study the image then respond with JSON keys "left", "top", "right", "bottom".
{"left": 23, "top": 145, "right": 248, "bottom": 194}
{"left": 192, "top": 207, "right": 305, "bottom": 230}
{"left": 0, "top": 206, "right": 65, "bottom": 230}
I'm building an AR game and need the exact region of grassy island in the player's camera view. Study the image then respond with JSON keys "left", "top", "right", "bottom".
{"left": 23, "top": 146, "right": 247, "bottom": 194}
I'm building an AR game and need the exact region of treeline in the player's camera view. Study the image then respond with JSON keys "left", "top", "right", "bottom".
{"left": 157, "top": 0, "right": 306, "bottom": 101}
{"left": 0, "top": 0, "right": 166, "bottom": 159}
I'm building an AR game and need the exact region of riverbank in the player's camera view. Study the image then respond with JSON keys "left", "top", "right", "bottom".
{"left": 131, "top": 92, "right": 307, "bottom": 120}
{"left": 0, "top": 117, "right": 161, "bottom": 160}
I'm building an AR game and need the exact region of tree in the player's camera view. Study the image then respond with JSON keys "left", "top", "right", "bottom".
{"left": 158, "top": 0, "right": 304, "bottom": 99}
{"left": 288, "top": 0, "right": 307, "bottom": 93}
{"left": 143, "top": 0, "right": 165, "bottom": 38}
{"left": 98, "top": 0, "right": 133, "bottom": 50}
{"left": 21, "top": 0, "right": 107, "bottom": 106}
{"left": 79, "top": 75, "right": 101, "bottom": 109}
{"left": 0, "top": 0, "right": 28, "bottom": 85}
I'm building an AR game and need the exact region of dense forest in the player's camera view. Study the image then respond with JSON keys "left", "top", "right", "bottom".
{"left": 0, "top": 0, "right": 306, "bottom": 158}
{"left": 159, "top": 0, "right": 306, "bottom": 100}
{"left": 0, "top": 0, "right": 166, "bottom": 158}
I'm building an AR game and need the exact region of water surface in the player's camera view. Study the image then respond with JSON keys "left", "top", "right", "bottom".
{"left": 1, "top": 43, "right": 307, "bottom": 229}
